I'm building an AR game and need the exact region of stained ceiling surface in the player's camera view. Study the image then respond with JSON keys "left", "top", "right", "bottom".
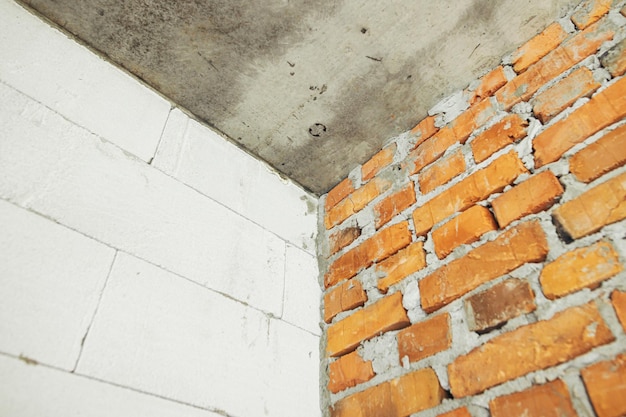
{"left": 19, "top": 0, "right": 581, "bottom": 195}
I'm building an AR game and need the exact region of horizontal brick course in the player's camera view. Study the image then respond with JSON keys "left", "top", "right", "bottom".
{"left": 328, "top": 351, "right": 375, "bottom": 394}
{"left": 410, "top": 115, "right": 438, "bottom": 149}
{"left": 582, "top": 353, "right": 626, "bottom": 417}
{"left": 489, "top": 379, "right": 577, "bottom": 417}
{"left": 470, "top": 114, "right": 528, "bottom": 163}
{"left": 324, "top": 279, "right": 367, "bottom": 323}
{"left": 326, "top": 178, "right": 355, "bottom": 211}
{"left": 374, "top": 182, "right": 416, "bottom": 229}
{"left": 329, "top": 227, "right": 362, "bottom": 256}
{"left": 511, "top": 22, "right": 568, "bottom": 74}
{"left": 468, "top": 66, "right": 507, "bottom": 104}
{"left": 419, "top": 150, "right": 466, "bottom": 195}
{"left": 325, "top": 177, "right": 392, "bottom": 229}
{"left": 377, "top": 242, "right": 426, "bottom": 293}
{"left": 397, "top": 313, "right": 451, "bottom": 364}
{"left": 362, "top": 144, "right": 396, "bottom": 182}
{"left": 569, "top": 124, "right": 626, "bottom": 183}
{"left": 571, "top": 0, "right": 612, "bottom": 30}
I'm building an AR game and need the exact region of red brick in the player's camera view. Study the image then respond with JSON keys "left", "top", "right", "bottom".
{"left": 330, "top": 368, "right": 445, "bottom": 417}
{"left": 362, "top": 144, "right": 396, "bottom": 182}
{"left": 490, "top": 379, "right": 577, "bottom": 417}
{"left": 412, "top": 151, "right": 527, "bottom": 236}
{"left": 398, "top": 313, "right": 451, "bottom": 364}
{"left": 409, "top": 127, "right": 457, "bottom": 175}
{"left": 325, "top": 177, "right": 392, "bottom": 229}
{"left": 582, "top": 353, "right": 626, "bottom": 417}
{"left": 511, "top": 22, "right": 568, "bottom": 74}
{"left": 601, "top": 37, "right": 626, "bottom": 77}
{"left": 328, "top": 350, "right": 375, "bottom": 394}
{"left": 419, "top": 150, "right": 466, "bottom": 195}
{"left": 572, "top": 0, "right": 612, "bottom": 30}
{"left": 612, "top": 290, "right": 626, "bottom": 332}
{"left": 326, "top": 292, "right": 410, "bottom": 357}
{"left": 432, "top": 205, "right": 498, "bottom": 259}
{"left": 470, "top": 114, "right": 528, "bottom": 163}
{"left": 552, "top": 171, "right": 626, "bottom": 240}
{"left": 534, "top": 74, "right": 626, "bottom": 168}
{"left": 449, "top": 302, "right": 615, "bottom": 397}
{"left": 410, "top": 115, "right": 439, "bottom": 149}
{"left": 324, "top": 279, "right": 367, "bottom": 323}
{"left": 570, "top": 124, "right": 626, "bottom": 183}
{"left": 451, "top": 98, "right": 497, "bottom": 144}
{"left": 465, "top": 279, "right": 536, "bottom": 333}
{"left": 491, "top": 171, "right": 564, "bottom": 228}
{"left": 420, "top": 221, "right": 548, "bottom": 313}
{"left": 469, "top": 66, "right": 508, "bottom": 104}
{"left": 329, "top": 226, "right": 361, "bottom": 256}
{"left": 377, "top": 242, "right": 426, "bottom": 293}
{"left": 325, "top": 221, "right": 412, "bottom": 288}
{"left": 326, "top": 178, "right": 355, "bottom": 211}
{"left": 532, "top": 67, "right": 601, "bottom": 123}
{"left": 437, "top": 408, "right": 471, "bottom": 417}
{"left": 374, "top": 182, "right": 416, "bottom": 229}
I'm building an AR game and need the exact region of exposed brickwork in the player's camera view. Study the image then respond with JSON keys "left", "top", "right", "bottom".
{"left": 328, "top": 350, "right": 375, "bottom": 394}
{"left": 612, "top": 290, "right": 626, "bottom": 332}
{"left": 571, "top": 0, "right": 612, "bottom": 30}
{"left": 582, "top": 354, "right": 626, "bottom": 417}
{"left": 374, "top": 182, "right": 416, "bottom": 229}
{"left": 451, "top": 98, "right": 497, "bottom": 144}
{"left": 511, "top": 22, "right": 568, "bottom": 73}
{"left": 569, "top": 124, "right": 626, "bottom": 183}
{"left": 329, "top": 227, "right": 362, "bottom": 256}
{"left": 419, "top": 150, "right": 466, "bottom": 195}
{"left": 324, "top": 279, "right": 367, "bottom": 323}
{"left": 326, "top": 178, "right": 355, "bottom": 211}
{"left": 601, "top": 37, "right": 626, "bottom": 77}
{"left": 362, "top": 144, "right": 396, "bottom": 182}
{"left": 489, "top": 379, "right": 577, "bottom": 417}
{"left": 377, "top": 242, "right": 426, "bottom": 293}
{"left": 397, "top": 313, "right": 451, "bottom": 364}
{"left": 432, "top": 205, "right": 497, "bottom": 260}
{"left": 468, "top": 66, "right": 507, "bottom": 105}
{"left": 325, "top": 177, "right": 392, "bottom": 229}
{"left": 470, "top": 114, "right": 528, "bottom": 163}
{"left": 436, "top": 408, "right": 471, "bottom": 417}
{"left": 410, "top": 115, "right": 438, "bottom": 149}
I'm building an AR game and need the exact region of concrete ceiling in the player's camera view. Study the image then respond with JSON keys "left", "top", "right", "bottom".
{"left": 18, "top": 0, "right": 581, "bottom": 195}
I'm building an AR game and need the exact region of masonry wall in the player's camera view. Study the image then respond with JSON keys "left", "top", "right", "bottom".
{"left": 319, "top": 2, "right": 626, "bottom": 416}
{"left": 0, "top": 2, "right": 321, "bottom": 416}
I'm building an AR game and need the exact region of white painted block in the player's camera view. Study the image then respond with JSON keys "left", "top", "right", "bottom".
{"left": 283, "top": 244, "right": 322, "bottom": 335}
{"left": 154, "top": 109, "right": 318, "bottom": 253}
{"left": 0, "top": 355, "right": 218, "bottom": 417}
{"left": 0, "top": 83, "right": 284, "bottom": 315}
{"left": 0, "top": 200, "right": 115, "bottom": 371}
{"left": 0, "top": 0, "right": 171, "bottom": 162}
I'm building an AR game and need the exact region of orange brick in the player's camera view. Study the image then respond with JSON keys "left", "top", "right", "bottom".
{"left": 329, "top": 226, "right": 361, "bottom": 256}
{"left": 362, "top": 144, "right": 396, "bottom": 182}
{"left": 326, "top": 292, "right": 410, "bottom": 357}
{"left": 420, "top": 221, "right": 548, "bottom": 313}
{"left": 451, "top": 98, "right": 497, "bottom": 144}
{"left": 511, "top": 22, "right": 568, "bottom": 74}
{"left": 469, "top": 66, "right": 508, "bottom": 104}
{"left": 377, "top": 242, "right": 426, "bottom": 293}
{"left": 532, "top": 67, "right": 601, "bottom": 123}
{"left": 490, "top": 379, "right": 577, "bottom": 417}
{"left": 328, "top": 351, "right": 375, "bottom": 394}
{"left": 409, "top": 127, "right": 458, "bottom": 175}
{"left": 449, "top": 302, "right": 615, "bottom": 397}
{"left": 582, "top": 354, "right": 626, "bottom": 417}
{"left": 534, "top": 73, "right": 626, "bottom": 168}
{"left": 330, "top": 368, "right": 445, "bottom": 417}
{"left": 432, "top": 205, "right": 498, "bottom": 259}
{"left": 326, "top": 178, "right": 355, "bottom": 211}
{"left": 471, "top": 114, "right": 528, "bottom": 163}
{"left": 324, "top": 279, "right": 367, "bottom": 323}
{"left": 552, "top": 171, "right": 626, "bottom": 240}
{"left": 419, "top": 150, "right": 466, "bottom": 195}
{"left": 601, "top": 37, "right": 626, "bottom": 77}
{"left": 540, "top": 241, "right": 623, "bottom": 300}
{"left": 398, "top": 313, "right": 451, "bottom": 364}
{"left": 492, "top": 171, "right": 564, "bottom": 228}
{"left": 325, "top": 177, "right": 392, "bottom": 229}
{"left": 570, "top": 124, "right": 626, "bottom": 183}
{"left": 572, "top": 0, "right": 612, "bottom": 30}
{"left": 325, "top": 221, "right": 412, "bottom": 288}
{"left": 412, "top": 151, "right": 527, "bottom": 236}
{"left": 374, "top": 182, "right": 416, "bottom": 229}
{"left": 465, "top": 279, "right": 536, "bottom": 333}
{"left": 612, "top": 290, "right": 626, "bottom": 332}
{"left": 410, "top": 115, "right": 439, "bottom": 149}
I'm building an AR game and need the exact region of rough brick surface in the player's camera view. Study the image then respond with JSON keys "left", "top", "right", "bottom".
{"left": 432, "top": 205, "right": 498, "bottom": 260}
{"left": 325, "top": 177, "right": 392, "bottom": 229}
{"left": 412, "top": 151, "right": 527, "bottom": 236}
{"left": 449, "top": 302, "right": 615, "bottom": 397}
{"left": 451, "top": 98, "right": 497, "bottom": 144}
{"left": 329, "top": 227, "right": 362, "bottom": 256}
{"left": 532, "top": 67, "right": 601, "bottom": 123}
{"left": 420, "top": 221, "right": 548, "bottom": 313}
{"left": 570, "top": 124, "right": 626, "bottom": 183}
{"left": 582, "top": 354, "right": 626, "bottom": 417}
{"left": 324, "top": 279, "right": 367, "bottom": 323}
{"left": 437, "top": 408, "right": 471, "bottom": 417}
{"left": 491, "top": 171, "right": 564, "bottom": 228}
{"left": 419, "top": 150, "right": 466, "bottom": 195}
{"left": 362, "top": 144, "right": 396, "bottom": 182}
{"left": 490, "top": 379, "right": 577, "bottom": 417}
{"left": 465, "top": 279, "right": 536, "bottom": 333}
{"left": 601, "top": 37, "right": 626, "bottom": 77}
{"left": 534, "top": 75, "right": 626, "bottom": 168}
{"left": 326, "top": 178, "right": 355, "bottom": 211}
{"left": 540, "top": 241, "right": 623, "bottom": 299}
{"left": 571, "top": 0, "right": 612, "bottom": 30}
{"left": 330, "top": 368, "right": 445, "bottom": 417}
{"left": 398, "top": 313, "right": 451, "bottom": 364}
{"left": 328, "top": 350, "right": 375, "bottom": 394}
{"left": 470, "top": 114, "right": 528, "bottom": 163}
{"left": 511, "top": 22, "right": 568, "bottom": 73}
{"left": 410, "top": 116, "right": 438, "bottom": 149}
{"left": 612, "top": 290, "right": 626, "bottom": 332}
{"left": 469, "top": 66, "right": 507, "bottom": 105}
{"left": 409, "top": 127, "right": 458, "bottom": 175}
{"left": 374, "top": 182, "right": 416, "bottom": 229}
{"left": 377, "top": 242, "right": 426, "bottom": 293}
{"left": 552, "top": 171, "right": 626, "bottom": 240}
{"left": 326, "top": 292, "right": 410, "bottom": 357}
{"left": 325, "top": 221, "right": 412, "bottom": 288}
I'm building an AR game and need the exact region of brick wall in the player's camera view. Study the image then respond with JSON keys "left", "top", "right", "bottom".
{"left": 319, "top": 2, "right": 626, "bottom": 416}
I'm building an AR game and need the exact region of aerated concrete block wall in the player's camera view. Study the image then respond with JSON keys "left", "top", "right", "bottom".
{"left": 319, "top": 2, "right": 626, "bottom": 416}
{"left": 0, "top": 1, "right": 320, "bottom": 416}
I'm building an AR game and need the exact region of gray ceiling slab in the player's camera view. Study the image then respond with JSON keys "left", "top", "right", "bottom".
{"left": 18, "top": 0, "right": 581, "bottom": 195}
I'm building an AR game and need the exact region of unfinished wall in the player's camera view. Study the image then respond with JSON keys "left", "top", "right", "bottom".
{"left": 319, "top": 2, "right": 626, "bottom": 416}
{"left": 0, "top": 1, "right": 320, "bottom": 416}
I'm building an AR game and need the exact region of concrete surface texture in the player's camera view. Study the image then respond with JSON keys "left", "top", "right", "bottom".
{"left": 15, "top": 0, "right": 582, "bottom": 194}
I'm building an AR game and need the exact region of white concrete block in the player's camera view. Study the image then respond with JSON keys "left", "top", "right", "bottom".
{"left": 283, "top": 244, "right": 322, "bottom": 335}
{"left": 0, "top": 83, "right": 284, "bottom": 315}
{"left": 153, "top": 109, "right": 318, "bottom": 253}
{"left": 0, "top": 355, "right": 218, "bottom": 417}
{"left": 0, "top": 200, "right": 115, "bottom": 371}
{"left": 0, "top": 0, "right": 171, "bottom": 162}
